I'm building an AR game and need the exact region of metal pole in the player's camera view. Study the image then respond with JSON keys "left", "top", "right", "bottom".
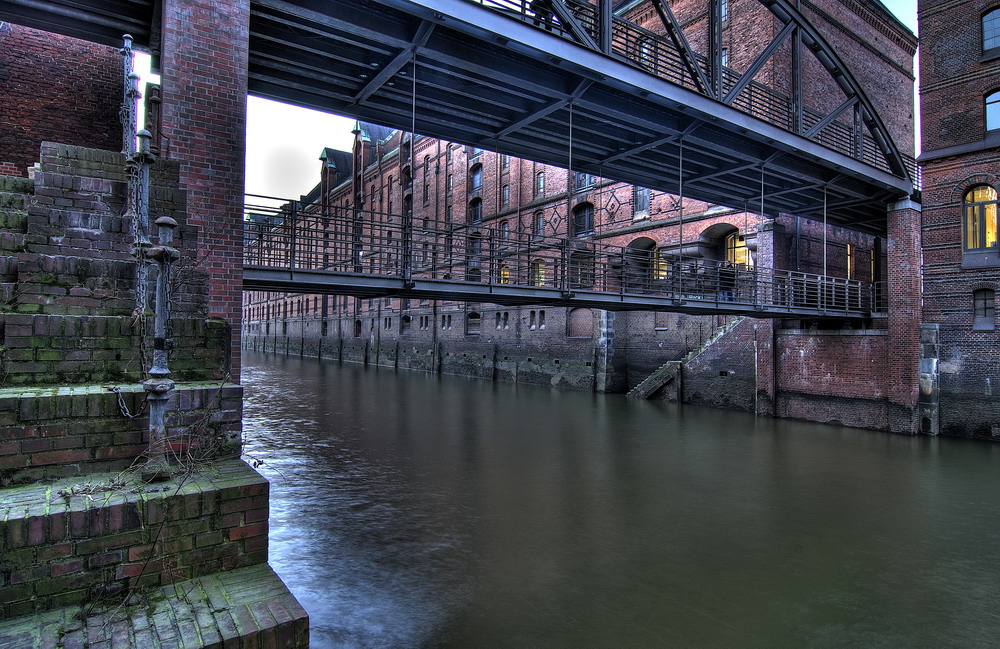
{"left": 136, "top": 130, "right": 180, "bottom": 482}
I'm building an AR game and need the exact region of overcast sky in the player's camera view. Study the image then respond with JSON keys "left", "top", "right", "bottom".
{"left": 136, "top": 1, "right": 918, "bottom": 202}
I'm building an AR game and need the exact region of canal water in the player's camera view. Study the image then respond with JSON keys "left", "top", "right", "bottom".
{"left": 242, "top": 350, "right": 1000, "bottom": 649}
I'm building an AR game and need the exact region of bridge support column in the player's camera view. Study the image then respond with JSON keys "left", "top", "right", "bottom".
{"left": 886, "top": 199, "right": 923, "bottom": 433}
{"left": 159, "top": 0, "right": 250, "bottom": 380}
{"left": 753, "top": 220, "right": 779, "bottom": 416}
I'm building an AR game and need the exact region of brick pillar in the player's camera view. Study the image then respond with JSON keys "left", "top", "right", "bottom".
{"left": 159, "top": 0, "right": 249, "bottom": 380}
{"left": 752, "top": 219, "right": 781, "bottom": 416}
{"left": 886, "top": 199, "right": 922, "bottom": 433}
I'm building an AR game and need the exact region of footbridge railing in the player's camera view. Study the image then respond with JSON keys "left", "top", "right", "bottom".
{"left": 243, "top": 196, "right": 884, "bottom": 318}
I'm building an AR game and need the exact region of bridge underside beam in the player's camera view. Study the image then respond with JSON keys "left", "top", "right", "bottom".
{"left": 0, "top": 0, "right": 912, "bottom": 232}
{"left": 243, "top": 268, "right": 874, "bottom": 320}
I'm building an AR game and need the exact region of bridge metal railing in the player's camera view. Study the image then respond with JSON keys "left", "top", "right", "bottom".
{"left": 243, "top": 196, "right": 883, "bottom": 316}
{"left": 470, "top": 0, "right": 918, "bottom": 182}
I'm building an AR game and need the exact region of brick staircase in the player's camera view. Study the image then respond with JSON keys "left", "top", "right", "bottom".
{"left": 626, "top": 317, "right": 745, "bottom": 400}
{"left": 0, "top": 144, "right": 308, "bottom": 648}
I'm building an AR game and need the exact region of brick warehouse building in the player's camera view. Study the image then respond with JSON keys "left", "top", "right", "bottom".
{"left": 242, "top": 0, "right": 928, "bottom": 434}
{"left": 0, "top": 2, "right": 994, "bottom": 442}
{"left": 918, "top": 0, "right": 1000, "bottom": 437}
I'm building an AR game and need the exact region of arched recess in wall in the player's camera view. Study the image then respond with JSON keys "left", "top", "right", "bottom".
{"left": 624, "top": 236, "right": 657, "bottom": 288}
{"left": 567, "top": 307, "right": 592, "bottom": 338}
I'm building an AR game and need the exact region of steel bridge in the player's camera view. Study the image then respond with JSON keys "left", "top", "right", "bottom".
{"left": 1, "top": 0, "right": 913, "bottom": 232}
{"left": 242, "top": 196, "right": 883, "bottom": 319}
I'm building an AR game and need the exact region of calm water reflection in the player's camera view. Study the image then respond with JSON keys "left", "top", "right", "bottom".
{"left": 242, "top": 351, "right": 1000, "bottom": 649}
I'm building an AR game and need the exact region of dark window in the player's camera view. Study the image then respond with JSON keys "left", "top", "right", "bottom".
{"left": 573, "top": 203, "right": 594, "bottom": 236}
{"left": 499, "top": 220, "right": 510, "bottom": 239}
{"left": 533, "top": 211, "right": 545, "bottom": 237}
{"left": 469, "top": 198, "right": 482, "bottom": 223}
{"left": 634, "top": 187, "right": 650, "bottom": 215}
{"left": 574, "top": 172, "right": 593, "bottom": 191}
{"left": 974, "top": 289, "right": 996, "bottom": 330}
{"left": 987, "top": 91, "right": 1000, "bottom": 131}
{"left": 985, "top": 9, "right": 1000, "bottom": 51}
{"left": 470, "top": 164, "right": 483, "bottom": 192}
{"left": 535, "top": 171, "right": 545, "bottom": 196}
{"left": 964, "top": 185, "right": 998, "bottom": 251}
{"left": 502, "top": 184, "right": 510, "bottom": 205}
{"left": 466, "top": 312, "right": 481, "bottom": 335}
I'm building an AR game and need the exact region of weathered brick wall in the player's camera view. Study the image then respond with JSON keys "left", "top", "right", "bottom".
{"left": 0, "top": 459, "right": 264, "bottom": 619}
{"left": 775, "top": 329, "right": 890, "bottom": 429}
{"left": 918, "top": 0, "right": 1000, "bottom": 152}
{"left": 160, "top": 0, "right": 250, "bottom": 380}
{"left": 0, "top": 23, "right": 121, "bottom": 177}
{"left": 0, "top": 143, "right": 227, "bottom": 387}
{"left": 0, "top": 383, "right": 242, "bottom": 487}
{"left": 679, "top": 317, "right": 757, "bottom": 412}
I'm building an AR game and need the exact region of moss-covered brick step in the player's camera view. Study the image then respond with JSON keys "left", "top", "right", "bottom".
{"left": 0, "top": 460, "right": 266, "bottom": 619}
{"left": 0, "top": 562, "right": 308, "bottom": 648}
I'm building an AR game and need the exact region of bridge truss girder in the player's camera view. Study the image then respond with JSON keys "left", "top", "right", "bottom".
{"left": 0, "top": 0, "right": 914, "bottom": 232}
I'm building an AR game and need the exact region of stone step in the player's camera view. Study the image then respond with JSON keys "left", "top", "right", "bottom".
{"left": 0, "top": 382, "right": 242, "bottom": 486}
{"left": 0, "top": 460, "right": 266, "bottom": 620}
{"left": 0, "top": 562, "right": 308, "bottom": 649}
{"left": 627, "top": 361, "right": 681, "bottom": 399}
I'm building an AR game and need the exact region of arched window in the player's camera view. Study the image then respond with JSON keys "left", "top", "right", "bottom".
{"left": 535, "top": 171, "right": 545, "bottom": 196}
{"left": 533, "top": 211, "right": 545, "bottom": 238}
{"left": 465, "top": 312, "right": 481, "bottom": 335}
{"left": 499, "top": 264, "right": 511, "bottom": 284}
{"left": 573, "top": 203, "right": 594, "bottom": 236}
{"left": 987, "top": 91, "right": 1000, "bottom": 131}
{"left": 499, "top": 220, "right": 510, "bottom": 240}
{"left": 984, "top": 9, "right": 1000, "bottom": 51}
{"left": 964, "top": 185, "right": 998, "bottom": 251}
{"left": 502, "top": 184, "right": 510, "bottom": 205}
{"left": 469, "top": 198, "right": 482, "bottom": 223}
{"left": 470, "top": 164, "right": 483, "bottom": 192}
{"left": 974, "top": 289, "right": 996, "bottom": 330}
{"left": 725, "top": 231, "right": 753, "bottom": 267}
{"left": 531, "top": 259, "right": 546, "bottom": 286}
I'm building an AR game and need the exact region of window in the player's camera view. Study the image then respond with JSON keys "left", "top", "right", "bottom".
{"left": 725, "top": 231, "right": 753, "bottom": 267}
{"left": 502, "top": 184, "right": 510, "bottom": 205}
{"left": 964, "top": 185, "right": 998, "bottom": 251}
{"left": 469, "top": 198, "right": 482, "bottom": 223}
{"left": 466, "top": 312, "right": 481, "bottom": 335}
{"left": 568, "top": 251, "right": 595, "bottom": 287}
{"left": 987, "top": 91, "right": 1000, "bottom": 131}
{"left": 572, "top": 203, "right": 594, "bottom": 236}
{"left": 721, "top": 0, "right": 729, "bottom": 24}
{"left": 634, "top": 187, "right": 650, "bottom": 216}
{"left": 499, "top": 220, "right": 510, "bottom": 240}
{"left": 447, "top": 173, "right": 453, "bottom": 194}
{"left": 470, "top": 164, "right": 483, "bottom": 192}
{"left": 499, "top": 264, "right": 511, "bottom": 284}
{"left": 531, "top": 259, "right": 545, "bottom": 286}
{"left": 535, "top": 171, "right": 545, "bottom": 196}
{"left": 653, "top": 248, "right": 669, "bottom": 280}
{"left": 974, "top": 289, "right": 995, "bottom": 330}
{"left": 984, "top": 9, "right": 1000, "bottom": 51}
{"left": 533, "top": 211, "right": 545, "bottom": 238}
{"left": 575, "top": 172, "right": 593, "bottom": 191}
{"left": 501, "top": 155, "right": 510, "bottom": 170}
{"left": 721, "top": 47, "right": 729, "bottom": 68}
{"left": 846, "top": 243, "right": 855, "bottom": 279}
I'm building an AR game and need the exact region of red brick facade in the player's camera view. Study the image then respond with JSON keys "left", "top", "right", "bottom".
{"left": 918, "top": 0, "right": 1000, "bottom": 438}
{"left": 159, "top": 0, "right": 250, "bottom": 381}
{"left": 0, "top": 23, "right": 122, "bottom": 177}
